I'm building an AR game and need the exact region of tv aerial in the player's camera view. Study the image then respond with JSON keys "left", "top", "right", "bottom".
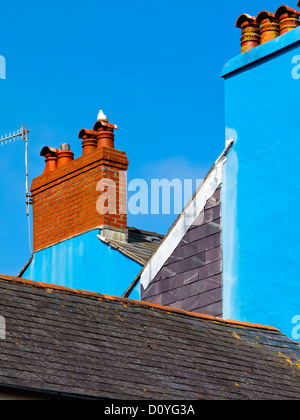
{"left": 0, "top": 125, "right": 32, "bottom": 253}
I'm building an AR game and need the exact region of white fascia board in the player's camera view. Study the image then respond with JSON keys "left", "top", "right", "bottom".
{"left": 140, "top": 157, "right": 226, "bottom": 291}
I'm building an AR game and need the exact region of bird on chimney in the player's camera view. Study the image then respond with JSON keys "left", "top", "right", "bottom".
{"left": 97, "top": 110, "right": 109, "bottom": 122}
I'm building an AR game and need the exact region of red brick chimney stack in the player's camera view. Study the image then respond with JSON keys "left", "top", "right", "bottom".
{"left": 31, "top": 111, "right": 129, "bottom": 252}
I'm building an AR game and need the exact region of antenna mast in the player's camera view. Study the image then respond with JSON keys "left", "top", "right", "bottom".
{"left": 21, "top": 125, "right": 30, "bottom": 218}
{"left": 0, "top": 125, "right": 32, "bottom": 253}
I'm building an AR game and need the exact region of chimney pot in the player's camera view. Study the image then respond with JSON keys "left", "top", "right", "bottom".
{"left": 96, "top": 128, "right": 115, "bottom": 149}
{"left": 275, "top": 6, "right": 300, "bottom": 35}
{"left": 236, "top": 14, "right": 261, "bottom": 53}
{"left": 43, "top": 154, "right": 57, "bottom": 174}
{"left": 40, "top": 146, "right": 59, "bottom": 175}
{"left": 78, "top": 129, "right": 98, "bottom": 156}
{"left": 93, "top": 120, "right": 118, "bottom": 150}
{"left": 256, "top": 11, "right": 280, "bottom": 44}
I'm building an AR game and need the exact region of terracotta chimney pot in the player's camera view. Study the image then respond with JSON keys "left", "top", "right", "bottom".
{"left": 78, "top": 129, "right": 98, "bottom": 156}
{"left": 236, "top": 14, "right": 261, "bottom": 53}
{"left": 96, "top": 126, "right": 115, "bottom": 149}
{"left": 256, "top": 11, "right": 280, "bottom": 44}
{"left": 43, "top": 154, "right": 57, "bottom": 174}
{"left": 275, "top": 6, "right": 300, "bottom": 35}
{"left": 93, "top": 117, "right": 118, "bottom": 150}
{"left": 82, "top": 138, "right": 98, "bottom": 155}
{"left": 40, "top": 146, "right": 59, "bottom": 175}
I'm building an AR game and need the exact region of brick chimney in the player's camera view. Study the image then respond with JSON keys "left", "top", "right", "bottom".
{"left": 31, "top": 111, "right": 129, "bottom": 253}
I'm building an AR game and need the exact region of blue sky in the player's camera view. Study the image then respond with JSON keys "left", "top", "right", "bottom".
{"left": 0, "top": 0, "right": 289, "bottom": 275}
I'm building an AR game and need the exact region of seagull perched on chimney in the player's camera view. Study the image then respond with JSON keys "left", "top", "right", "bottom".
{"left": 97, "top": 110, "right": 109, "bottom": 122}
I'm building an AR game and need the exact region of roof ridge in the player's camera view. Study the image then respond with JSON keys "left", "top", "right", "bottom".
{"left": 1, "top": 274, "right": 279, "bottom": 332}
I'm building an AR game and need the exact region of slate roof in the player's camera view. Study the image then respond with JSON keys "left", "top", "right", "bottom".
{"left": 1, "top": 275, "right": 300, "bottom": 400}
{"left": 100, "top": 227, "right": 164, "bottom": 266}
{"left": 141, "top": 187, "right": 223, "bottom": 316}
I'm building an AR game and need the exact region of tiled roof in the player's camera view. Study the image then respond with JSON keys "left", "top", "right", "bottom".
{"left": 1, "top": 275, "right": 300, "bottom": 400}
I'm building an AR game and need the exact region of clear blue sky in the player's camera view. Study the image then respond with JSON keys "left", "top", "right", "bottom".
{"left": 0, "top": 0, "right": 288, "bottom": 275}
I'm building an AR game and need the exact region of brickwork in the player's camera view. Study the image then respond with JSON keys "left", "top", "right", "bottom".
{"left": 31, "top": 147, "right": 129, "bottom": 252}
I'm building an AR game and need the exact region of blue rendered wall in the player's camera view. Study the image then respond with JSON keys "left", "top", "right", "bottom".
{"left": 22, "top": 229, "right": 142, "bottom": 298}
{"left": 221, "top": 28, "right": 300, "bottom": 339}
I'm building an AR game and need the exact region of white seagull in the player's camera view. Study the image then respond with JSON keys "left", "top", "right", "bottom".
{"left": 97, "top": 110, "right": 109, "bottom": 122}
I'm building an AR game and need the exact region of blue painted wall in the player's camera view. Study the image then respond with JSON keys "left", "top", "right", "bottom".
{"left": 22, "top": 229, "right": 142, "bottom": 298}
{"left": 221, "top": 28, "right": 300, "bottom": 340}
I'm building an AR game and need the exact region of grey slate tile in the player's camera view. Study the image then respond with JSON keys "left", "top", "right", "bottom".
{"left": 141, "top": 187, "right": 223, "bottom": 317}
{"left": 2, "top": 275, "right": 300, "bottom": 400}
